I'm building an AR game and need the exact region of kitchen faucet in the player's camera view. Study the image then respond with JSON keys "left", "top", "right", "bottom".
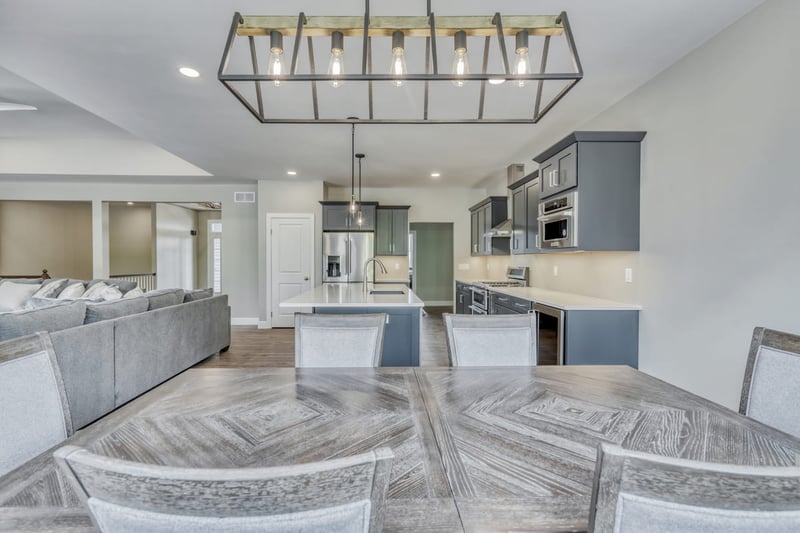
{"left": 363, "top": 258, "right": 388, "bottom": 292}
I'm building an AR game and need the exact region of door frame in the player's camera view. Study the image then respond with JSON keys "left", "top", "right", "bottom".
{"left": 265, "top": 213, "right": 315, "bottom": 329}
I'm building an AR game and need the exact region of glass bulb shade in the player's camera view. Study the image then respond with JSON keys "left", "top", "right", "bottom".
{"left": 268, "top": 48, "right": 284, "bottom": 87}
{"left": 328, "top": 48, "right": 344, "bottom": 88}
{"left": 451, "top": 48, "right": 469, "bottom": 87}
{"left": 356, "top": 211, "right": 364, "bottom": 226}
{"left": 349, "top": 197, "right": 357, "bottom": 213}
{"left": 390, "top": 48, "right": 407, "bottom": 87}
{"left": 514, "top": 47, "right": 531, "bottom": 88}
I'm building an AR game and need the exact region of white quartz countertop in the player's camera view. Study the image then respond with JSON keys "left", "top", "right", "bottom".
{"left": 456, "top": 279, "right": 641, "bottom": 311}
{"left": 280, "top": 283, "right": 425, "bottom": 309}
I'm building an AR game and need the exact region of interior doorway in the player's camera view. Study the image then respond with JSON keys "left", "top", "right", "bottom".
{"left": 409, "top": 222, "right": 454, "bottom": 306}
{"left": 266, "top": 213, "right": 315, "bottom": 328}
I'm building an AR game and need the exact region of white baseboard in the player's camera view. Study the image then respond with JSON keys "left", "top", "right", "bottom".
{"left": 424, "top": 300, "right": 454, "bottom": 307}
{"left": 258, "top": 321, "right": 270, "bottom": 329}
{"left": 231, "top": 317, "right": 259, "bottom": 326}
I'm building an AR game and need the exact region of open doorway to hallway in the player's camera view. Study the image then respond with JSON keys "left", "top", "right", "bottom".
{"left": 409, "top": 222, "right": 453, "bottom": 306}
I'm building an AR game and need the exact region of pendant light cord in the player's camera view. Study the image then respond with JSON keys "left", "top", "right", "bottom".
{"left": 351, "top": 123, "right": 355, "bottom": 204}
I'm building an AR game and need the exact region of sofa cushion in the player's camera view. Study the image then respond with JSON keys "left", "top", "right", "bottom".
{"left": 0, "top": 281, "right": 41, "bottom": 312}
{"left": 0, "top": 300, "right": 87, "bottom": 341}
{"left": 81, "top": 282, "right": 109, "bottom": 301}
{"left": 123, "top": 287, "right": 144, "bottom": 299}
{"left": 88, "top": 278, "right": 138, "bottom": 294}
{"left": 183, "top": 288, "right": 213, "bottom": 303}
{"left": 32, "top": 279, "right": 68, "bottom": 299}
{"left": 85, "top": 297, "right": 149, "bottom": 324}
{"left": 58, "top": 282, "right": 86, "bottom": 299}
{"left": 146, "top": 289, "right": 185, "bottom": 310}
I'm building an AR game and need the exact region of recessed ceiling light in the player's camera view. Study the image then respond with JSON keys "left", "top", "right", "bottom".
{"left": 488, "top": 78, "right": 506, "bottom": 85}
{"left": 0, "top": 102, "right": 37, "bottom": 111}
{"left": 287, "top": 170, "right": 297, "bottom": 176}
{"left": 430, "top": 172, "right": 441, "bottom": 178}
{"left": 178, "top": 66, "right": 200, "bottom": 78}
{"left": 127, "top": 202, "right": 134, "bottom": 205}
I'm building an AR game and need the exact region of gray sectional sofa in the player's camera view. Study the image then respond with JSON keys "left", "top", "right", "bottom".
{"left": 0, "top": 283, "right": 230, "bottom": 430}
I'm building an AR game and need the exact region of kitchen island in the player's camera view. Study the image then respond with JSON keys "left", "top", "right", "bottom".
{"left": 280, "top": 283, "right": 425, "bottom": 366}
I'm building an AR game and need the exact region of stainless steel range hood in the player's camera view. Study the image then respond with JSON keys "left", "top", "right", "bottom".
{"left": 487, "top": 163, "right": 524, "bottom": 237}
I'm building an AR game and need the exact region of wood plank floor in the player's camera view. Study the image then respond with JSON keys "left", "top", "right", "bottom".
{"left": 199, "top": 306, "right": 452, "bottom": 368}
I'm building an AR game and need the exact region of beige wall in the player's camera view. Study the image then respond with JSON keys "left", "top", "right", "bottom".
{"left": 0, "top": 182, "right": 258, "bottom": 320}
{"left": 109, "top": 203, "right": 153, "bottom": 276}
{"left": 0, "top": 200, "right": 93, "bottom": 279}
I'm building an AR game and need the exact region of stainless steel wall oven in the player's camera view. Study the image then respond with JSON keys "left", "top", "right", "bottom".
{"left": 538, "top": 190, "right": 578, "bottom": 249}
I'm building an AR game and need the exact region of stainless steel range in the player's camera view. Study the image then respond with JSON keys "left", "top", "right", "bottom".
{"left": 469, "top": 266, "right": 528, "bottom": 314}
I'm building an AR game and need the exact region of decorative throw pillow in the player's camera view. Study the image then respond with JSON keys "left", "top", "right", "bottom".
{"left": 58, "top": 282, "right": 86, "bottom": 299}
{"left": 0, "top": 281, "right": 40, "bottom": 312}
{"left": 122, "top": 287, "right": 145, "bottom": 299}
{"left": 99, "top": 285, "right": 123, "bottom": 301}
{"left": 32, "top": 278, "right": 68, "bottom": 299}
{"left": 80, "top": 281, "right": 109, "bottom": 300}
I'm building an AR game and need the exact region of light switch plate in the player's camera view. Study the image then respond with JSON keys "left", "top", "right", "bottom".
{"left": 625, "top": 268, "right": 633, "bottom": 283}
{"left": 553, "top": 265, "right": 559, "bottom": 277}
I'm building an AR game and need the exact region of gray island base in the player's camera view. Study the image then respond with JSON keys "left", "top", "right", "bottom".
{"left": 281, "top": 283, "right": 424, "bottom": 367}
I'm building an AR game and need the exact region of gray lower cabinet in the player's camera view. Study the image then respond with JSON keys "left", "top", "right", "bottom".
{"left": 563, "top": 310, "right": 639, "bottom": 368}
{"left": 313, "top": 306, "right": 420, "bottom": 366}
{"left": 509, "top": 173, "right": 540, "bottom": 254}
{"left": 375, "top": 207, "right": 409, "bottom": 256}
{"left": 455, "top": 282, "right": 472, "bottom": 314}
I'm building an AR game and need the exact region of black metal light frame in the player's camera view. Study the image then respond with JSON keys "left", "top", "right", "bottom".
{"left": 218, "top": 2, "right": 583, "bottom": 124}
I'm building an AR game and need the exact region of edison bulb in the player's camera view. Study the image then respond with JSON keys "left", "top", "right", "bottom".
{"left": 451, "top": 49, "right": 469, "bottom": 87}
{"left": 268, "top": 48, "right": 284, "bottom": 87}
{"left": 390, "top": 48, "right": 407, "bottom": 87}
{"left": 514, "top": 47, "right": 530, "bottom": 88}
{"left": 328, "top": 49, "right": 344, "bottom": 88}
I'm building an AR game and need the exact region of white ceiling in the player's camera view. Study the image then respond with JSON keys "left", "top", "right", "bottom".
{"left": 0, "top": 0, "right": 763, "bottom": 187}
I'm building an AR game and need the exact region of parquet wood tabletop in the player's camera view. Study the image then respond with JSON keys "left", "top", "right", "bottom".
{"left": 2, "top": 365, "right": 799, "bottom": 532}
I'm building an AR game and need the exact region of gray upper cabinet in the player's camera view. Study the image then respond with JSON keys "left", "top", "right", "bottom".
{"left": 469, "top": 197, "right": 509, "bottom": 256}
{"left": 320, "top": 202, "right": 376, "bottom": 231}
{"left": 509, "top": 172, "right": 540, "bottom": 254}
{"left": 533, "top": 131, "right": 647, "bottom": 251}
{"left": 375, "top": 206, "right": 409, "bottom": 256}
{"left": 540, "top": 144, "right": 577, "bottom": 199}
{"left": 322, "top": 203, "right": 351, "bottom": 231}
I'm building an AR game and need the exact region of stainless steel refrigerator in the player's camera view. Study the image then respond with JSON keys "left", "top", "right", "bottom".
{"left": 322, "top": 232, "right": 375, "bottom": 283}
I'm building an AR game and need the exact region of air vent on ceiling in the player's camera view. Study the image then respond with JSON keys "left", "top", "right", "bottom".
{"left": 234, "top": 191, "right": 256, "bottom": 203}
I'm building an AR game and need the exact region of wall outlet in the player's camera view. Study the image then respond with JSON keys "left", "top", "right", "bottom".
{"left": 553, "top": 265, "right": 559, "bottom": 277}
{"left": 624, "top": 268, "right": 633, "bottom": 283}
{"left": 394, "top": 262, "right": 400, "bottom": 270}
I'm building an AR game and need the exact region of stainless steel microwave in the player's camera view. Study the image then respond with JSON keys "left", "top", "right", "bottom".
{"left": 538, "top": 190, "right": 578, "bottom": 249}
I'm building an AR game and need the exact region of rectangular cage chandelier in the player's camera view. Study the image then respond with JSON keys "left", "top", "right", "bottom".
{"left": 218, "top": 1, "right": 583, "bottom": 124}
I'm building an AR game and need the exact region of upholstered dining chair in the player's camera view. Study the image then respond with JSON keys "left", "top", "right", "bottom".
{"left": 443, "top": 313, "right": 536, "bottom": 366}
{"left": 294, "top": 313, "right": 387, "bottom": 367}
{"left": 54, "top": 445, "right": 394, "bottom": 533}
{"left": 739, "top": 326, "right": 800, "bottom": 438}
{"left": 0, "top": 332, "right": 73, "bottom": 476}
{"left": 589, "top": 443, "right": 800, "bottom": 532}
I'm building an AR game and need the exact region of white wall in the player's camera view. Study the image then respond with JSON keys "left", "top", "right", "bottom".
{"left": 155, "top": 203, "right": 196, "bottom": 290}
{"left": 0, "top": 182, "right": 258, "bottom": 320}
{"left": 257, "top": 179, "right": 325, "bottom": 325}
{"left": 583, "top": 0, "right": 800, "bottom": 409}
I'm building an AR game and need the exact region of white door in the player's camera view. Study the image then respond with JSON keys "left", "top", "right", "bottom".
{"left": 268, "top": 214, "right": 314, "bottom": 328}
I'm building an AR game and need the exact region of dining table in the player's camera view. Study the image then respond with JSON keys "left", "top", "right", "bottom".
{"left": 2, "top": 365, "right": 799, "bottom": 532}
